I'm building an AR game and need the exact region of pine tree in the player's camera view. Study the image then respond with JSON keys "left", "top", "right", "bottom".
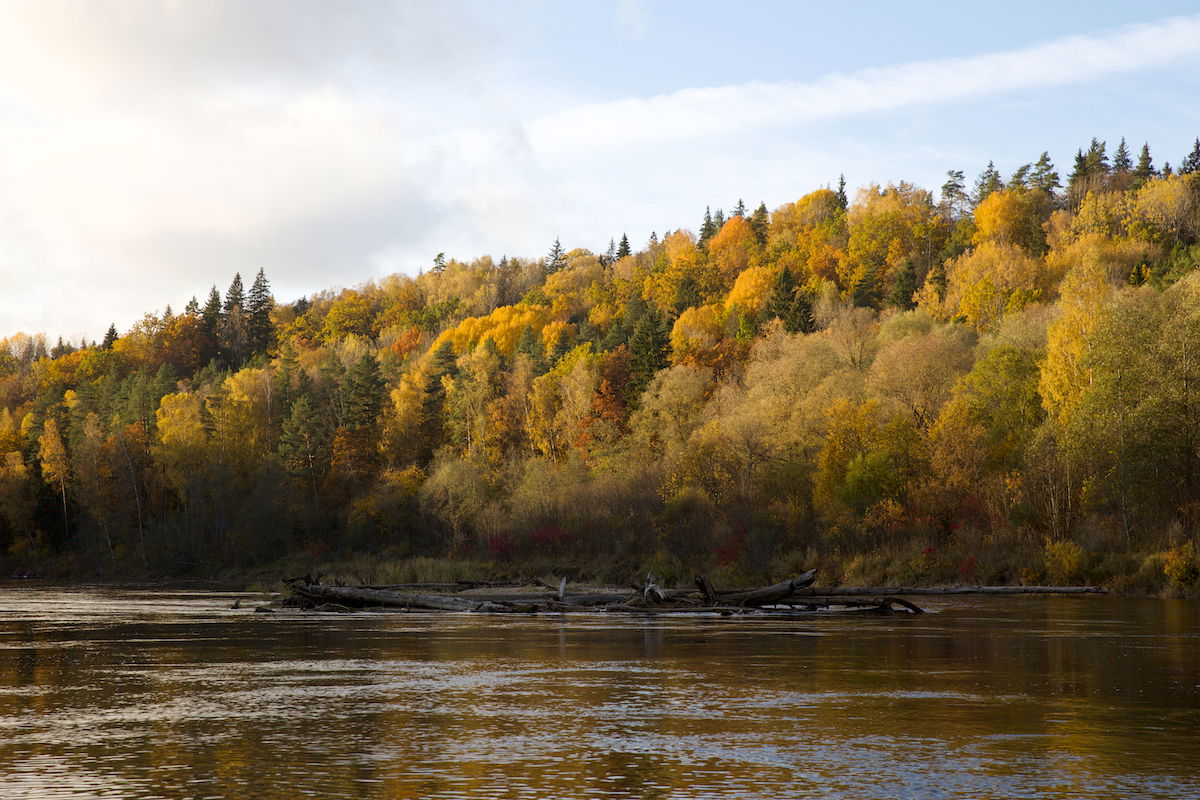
{"left": 279, "top": 394, "right": 329, "bottom": 504}
{"left": 546, "top": 238, "right": 566, "bottom": 273}
{"left": 223, "top": 273, "right": 244, "bottom": 315}
{"left": 184, "top": 296, "right": 200, "bottom": 315}
{"left": 973, "top": 161, "right": 1003, "bottom": 205}
{"left": 1084, "top": 138, "right": 1109, "bottom": 175}
{"left": 515, "top": 324, "right": 545, "bottom": 372}
{"left": 940, "top": 170, "right": 969, "bottom": 219}
{"left": 749, "top": 202, "right": 769, "bottom": 245}
{"left": 1008, "top": 164, "right": 1032, "bottom": 190}
{"left": 765, "top": 266, "right": 798, "bottom": 323}
{"left": 420, "top": 340, "right": 459, "bottom": 459}
{"left": 617, "top": 233, "right": 631, "bottom": 259}
{"left": 1180, "top": 138, "right": 1200, "bottom": 176}
{"left": 673, "top": 273, "right": 701, "bottom": 314}
{"left": 246, "top": 268, "right": 273, "bottom": 356}
{"left": 495, "top": 255, "right": 517, "bottom": 306}
{"left": 219, "top": 273, "right": 248, "bottom": 368}
{"left": 343, "top": 354, "right": 385, "bottom": 431}
{"left": 627, "top": 311, "right": 670, "bottom": 403}
{"left": 548, "top": 328, "right": 572, "bottom": 365}
{"left": 603, "top": 238, "right": 617, "bottom": 265}
{"left": 1031, "top": 152, "right": 1061, "bottom": 195}
{"left": 888, "top": 261, "right": 920, "bottom": 310}
{"left": 432, "top": 253, "right": 446, "bottom": 274}
{"left": 1132, "top": 143, "right": 1155, "bottom": 188}
{"left": 101, "top": 324, "right": 118, "bottom": 350}
{"left": 699, "top": 206, "right": 716, "bottom": 245}
{"left": 1113, "top": 137, "right": 1132, "bottom": 173}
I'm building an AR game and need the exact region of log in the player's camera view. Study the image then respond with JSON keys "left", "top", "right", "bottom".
{"left": 695, "top": 569, "right": 818, "bottom": 606}
{"left": 801, "top": 585, "right": 1108, "bottom": 596}
{"left": 292, "top": 583, "right": 513, "bottom": 612}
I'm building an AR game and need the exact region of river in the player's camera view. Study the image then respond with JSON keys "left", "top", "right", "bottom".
{"left": 0, "top": 586, "right": 1196, "bottom": 799}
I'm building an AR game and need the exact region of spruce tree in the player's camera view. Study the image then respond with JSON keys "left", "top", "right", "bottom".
{"left": 184, "top": 296, "right": 200, "bottom": 315}
{"left": 201, "top": 286, "right": 222, "bottom": 365}
{"left": 732, "top": 198, "right": 747, "bottom": 218}
{"left": 343, "top": 354, "right": 385, "bottom": 431}
{"left": 1113, "top": 137, "right": 1132, "bottom": 173}
{"left": 765, "top": 266, "right": 799, "bottom": 323}
{"left": 888, "top": 262, "right": 920, "bottom": 310}
{"left": 627, "top": 311, "right": 670, "bottom": 403}
{"left": 699, "top": 206, "right": 716, "bottom": 245}
{"left": 223, "top": 273, "right": 244, "bottom": 314}
{"left": 246, "top": 268, "right": 273, "bottom": 356}
{"left": 1133, "top": 143, "right": 1155, "bottom": 188}
{"left": 749, "top": 202, "right": 769, "bottom": 245}
{"left": 546, "top": 238, "right": 566, "bottom": 273}
{"left": 1181, "top": 138, "right": 1200, "bottom": 175}
{"left": 603, "top": 238, "right": 617, "bottom": 265}
{"left": 515, "top": 324, "right": 545, "bottom": 372}
{"left": 835, "top": 175, "right": 848, "bottom": 209}
{"left": 101, "top": 324, "right": 118, "bottom": 350}
{"left": 617, "top": 233, "right": 631, "bottom": 259}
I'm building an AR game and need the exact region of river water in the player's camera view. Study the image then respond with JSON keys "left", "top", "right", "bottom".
{"left": 0, "top": 586, "right": 1196, "bottom": 799}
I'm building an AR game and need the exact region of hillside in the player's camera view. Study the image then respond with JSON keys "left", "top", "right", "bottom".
{"left": 3, "top": 137, "right": 1200, "bottom": 592}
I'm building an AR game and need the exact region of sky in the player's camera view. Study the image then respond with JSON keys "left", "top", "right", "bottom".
{"left": 1, "top": 0, "right": 1198, "bottom": 343}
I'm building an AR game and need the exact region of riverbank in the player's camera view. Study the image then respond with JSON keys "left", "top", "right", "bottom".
{"left": 6, "top": 532, "right": 1197, "bottom": 599}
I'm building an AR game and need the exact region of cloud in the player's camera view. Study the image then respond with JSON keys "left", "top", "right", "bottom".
{"left": 526, "top": 14, "right": 1200, "bottom": 155}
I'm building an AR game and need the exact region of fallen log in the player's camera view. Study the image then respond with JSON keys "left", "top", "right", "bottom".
{"left": 801, "top": 585, "right": 1108, "bottom": 596}
{"left": 291, "top": 583, "right": 513, "bottom": 612}
{"left": 695, "top": 569, "right": 818, "bottom": 606}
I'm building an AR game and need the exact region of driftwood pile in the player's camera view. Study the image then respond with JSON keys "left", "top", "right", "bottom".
{"left": 278, "top": 569, "right": 938, "bottom": 616}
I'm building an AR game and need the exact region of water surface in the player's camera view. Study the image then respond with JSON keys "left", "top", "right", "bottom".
{"left": 1, "top": 586, "right": 1197, "bottom": 799}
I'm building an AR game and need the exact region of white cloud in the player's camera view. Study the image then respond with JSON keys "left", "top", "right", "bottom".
{"left": 526, "top": 14, "right": 1200, "bottom": 155}
{"left": 1, "top": 6, "right": 1198, "bottom": 343}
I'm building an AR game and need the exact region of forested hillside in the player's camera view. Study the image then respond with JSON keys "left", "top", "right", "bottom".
{"left": 3, "top": 137, "right": 1200, "bottom": 591}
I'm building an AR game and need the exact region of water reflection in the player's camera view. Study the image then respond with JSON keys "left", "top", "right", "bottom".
{"left": 0, "top": 587, "right": 1197, "bottom": 799}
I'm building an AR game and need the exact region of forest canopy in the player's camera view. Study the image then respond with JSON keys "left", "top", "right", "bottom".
{"left": 3, "top": 136, "right": 1200, "bottom": 591}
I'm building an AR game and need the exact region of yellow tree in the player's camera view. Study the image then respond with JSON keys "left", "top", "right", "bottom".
{"left": 38, "top": 417, "right": 70, "bottom": 538}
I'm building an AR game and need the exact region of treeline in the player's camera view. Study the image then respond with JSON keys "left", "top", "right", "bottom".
{"left": 3, "top": 136, "right": 1200, "bottom": 590}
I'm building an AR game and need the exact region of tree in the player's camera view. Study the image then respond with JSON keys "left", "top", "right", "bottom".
{"left": 627, "top": 311, "right": 670, "bottom": 403}
{"left": 765, "top": 266, "right": 815, "bottom": 332}
{"left": 940, "top": 170, "right": 969, "bottom": 220}
{"left": 617, "top": 233, "right": 631, "bottom": 259}
{"left": 835, "top": 175, "right": 848, "bottom": 209}
{"left": 973, "top": 161, "right": 1003, "bottom": 205}
{"left": 1132, "top": 143, "right": 1155, "bottom": 189}
{"left": 699, "top": 206, "right": 716, "bottom": 245}
{"left": 1181, "top": 138, "right": 1200, "bottom": 176}
{"left": 749, "top": 202, "right": 769, "bottom": 245}
{"left": 545, "top": 239, "right": 565, "bottom": 274}
{"left": 246, "top": 268, "right": 273, "bottom": 356}
{"left": 732, "top": 199, "right": 747, "bottom": 218}
{"left": 219, "top": 274, "right": 249, "bottom": 367}
{"left": 1113, "top": 137, "right": 1132, "bottom": 173}
{"left": 38, "top": 418, "right": 70, "bottom": 539}
{"left": 101, "top": 324, "right": 118, "bottom": 350}
{"left": 1030, "top": 152, "right": 1061, "bottom": 195}
{"left": 279, "top": 394, "right": 329, "bottom": 504}
{"left": 432, "top": 252, "right": 446, "bottom": 274}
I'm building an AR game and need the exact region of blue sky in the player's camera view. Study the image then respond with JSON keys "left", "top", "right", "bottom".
{"left": 1, "top": 0, "right": 1198, "bottom": 342}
